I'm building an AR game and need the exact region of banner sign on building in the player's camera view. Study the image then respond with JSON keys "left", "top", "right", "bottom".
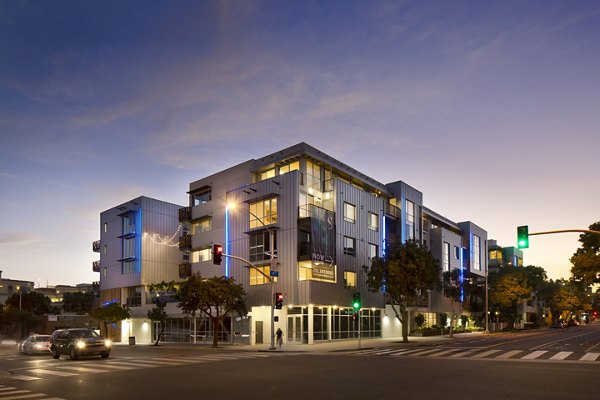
{"left": 310, "top": 205, "right": 336, "bottom": 281}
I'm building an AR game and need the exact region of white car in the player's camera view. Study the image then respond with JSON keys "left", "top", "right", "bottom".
{"left": 20, "top": 334, "right": 52, "bottom": 355}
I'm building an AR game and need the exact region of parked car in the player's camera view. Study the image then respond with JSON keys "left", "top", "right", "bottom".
{"left": 550, "top": 320, "right": 566, "bottom": 329}
{"left": 19, "top": 334, "right": 52, "bottom": 355}
{"left": 49, "top": 328, "right": 111, "bottom": 360}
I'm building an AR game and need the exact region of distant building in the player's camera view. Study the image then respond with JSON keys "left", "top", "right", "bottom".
{"left": 0, "top": 271, "right": 34, "bottom": 307}
{"left": 488, "top": 239, "right": 523, "bottom": 270}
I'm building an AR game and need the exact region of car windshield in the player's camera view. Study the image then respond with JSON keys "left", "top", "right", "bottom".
{"left": 37, "top": 336, "right": 50, "bottom": 342}
{"left": 70, "top": 330, "right": 100, "bottom": 339}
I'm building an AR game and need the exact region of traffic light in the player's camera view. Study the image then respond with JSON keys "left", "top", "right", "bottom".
{"left": 352, "top": 292, "right": 361, "bottom": 312}
{"left": 517, "top": 225, "right": 529, "bottom": 249}
{"left": 213, "top": 244, "right": 223, "bottom": 265}
{"left": 275, "top": 292, "right": 283, "bottom": 309}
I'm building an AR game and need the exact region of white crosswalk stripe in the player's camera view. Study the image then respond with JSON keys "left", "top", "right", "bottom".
{"left": 549, "top": 351, "right": 572, "bottom": 360}
{"left": 0, "top": 384, "right": 64, "bottom": 400}
{"left": 521, "top": 350, "right": 547, "bottom": 360}
{"left": 496, "top": 350, "right": 523, "bottom": 359}
{"left": 579, "top": 352, "right": 600, "bottom": 361}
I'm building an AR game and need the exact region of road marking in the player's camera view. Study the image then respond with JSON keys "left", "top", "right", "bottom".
{"left": 27, "top": 369, "right": 78, "bottom": 377}
{"left": 472, "top": 350, "right": 502, "bottom": 358}
{"left": 521, "top": 351, "right": 547, "bottom": 360}
{"left": 0, "top": 393, "right": 49, "bottom": 400}
{"left": 0, "top": 387, "right": 18, "bottom": 391}
{"left": 58, "top": 366, "right": 110, "bottom": 373}
{"left": 119, "top": 359, "right": 181, "bottom": 366}
{"left": 496, "top": 350, "right": 524, "bottom": 359}
{"left": 9, "top": 375, "right": 42, "bottom": 382}
{"left": 104, "top": 361, "right": 159, "bottom": 368}
{"left": 449, "top": 349, "right": 479, "bottom": 358}
{"left": 370, "top": 349, "right": 404, "bottom": 355}
{"left": 579, "top": 352, "right": 600, "bottom": 361}
{"left": 549, "top": 351, "right": 573, "bottom": 360}
{"left": 80, "top": 363, "right": 136, "bottom": 370}
{"left": 427, "top": 349, "right": 463, "bottom": 357}
{"left": 406, "top": 348, "right": 447, "bottom": 356}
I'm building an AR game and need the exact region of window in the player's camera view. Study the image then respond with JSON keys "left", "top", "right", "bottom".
{"left": 123, "top": 237, "right": 135, "bottom": 259}
{"left": 489, "top": 250, "right": 502, "bottom": 261}
{"left": 298, "top": 260, "right": 336, "bottom": 283}
{"left": 192, "top": 189, "right": 212, "bottom": 206}
{"left": 517, "top": 257, "right": 523, "bottom": 267}
{"left": 344, "top": 203, "right": 356, "bottom": 223}
{"left": 103, "top": 245, "right": 107, "bottom": 255}
{"left": 279, "top": 161, "right": 299, "bottom": 175}
{"left": 103, "top": 223, "right": 107, "bottom": 234}
{"left": 344, "top": 271, "right": 357, "bottom": 288}
{"left": 455, "top": 246, "right": 461, "bottom": 259}
{"left": 306, "top": 160, "right": 322, "bottom": 192}
{"left": 103, "top": 267, "right": 107, "bottom": 277}
{"left": 405, "top": 200, "right": 415, "bottom": 240}
{"left": 259, "top": 168, "right": 275, "bottom": 181}
{"left": 249, "top": 231, "right": 277, "bottom": 262}
{"left": 191, "top": 248, "right": 211, "bottom": 263}
{"left": 368, "top": 212, "right": 379, "bottom": 231}
{"left": 443, "top": 242, "right": 450, "bottom": 272}
{"left": 249, "top": 198, "right": 278, "bottom": 229}
{"left": 368, "top": 243, "right": 378, "bottom": 259}
{"left": 122, "top": 261, "right": 135, "bottom": 274}
{"left": 472, "top": 234, "right": 481, "bottom": 271}
{"left": 191, "top": 217, "right": 211, "bottom": 234}
{"left": 250, "top": 266, "right": 271, "bottom": 286}
{"left": 343, "top": 236, "right": 356, "bottom": 256}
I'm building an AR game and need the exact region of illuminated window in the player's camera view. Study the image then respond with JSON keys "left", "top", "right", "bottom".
{"left": 249, "top": 198, "right": 278, "bottom": 229}
{"left": 344, "top": 271, "right": 357, "bottom": 288}
{"left": 259, "top": 168, "right": 275, "bottom": 181}
{"left": 191, "top": 217, "right": 211, "bottom": 234}
{"left": 517, "top": 257, "right": 523, "bottom": 267}
{"left": 279, "top": 161, "right": 299, "bottom": 175}
{"left": 103, "top": 223, "right": 107, "bottom": 234}
{"left": 406, "top": 200, "right": 415, "bottom": 240}
{"left": 344, "top": 236, "right": 356, "bottom": 256}
{"left": 250, "top": 265, "right": 271, "bottom": 285}
{"left": 443, "top": 242, "right": 450, "bottom": 272}
{"left": 306, "top": 160, "right": 322, "bottom": 191}
{"left": 192, "top": 189, "right": 212, "bottom": 205}
{"left": 298, "top": 260, "right": 336, "bottom": 283}
{"left": 368, "top": 243, "right": 378, "bottom": 259}
{"left": 473, "top": 234, "right": 481, "bottom": 271}
{"left": 249, "top": 231, "right": 277, "bottom": 262}
{"left": 344, "top": 203, "right": 356, "bottom": 223}
{"left": 368, "top": 212, "right": 379, "bottom": 231}
{"left": 191, "top": 248, "right": 211, "bottom": 263}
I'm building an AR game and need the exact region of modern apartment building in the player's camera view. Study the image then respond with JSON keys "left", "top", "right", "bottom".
{"left": 94, "top": 196, "right": 183, "bottom": 342}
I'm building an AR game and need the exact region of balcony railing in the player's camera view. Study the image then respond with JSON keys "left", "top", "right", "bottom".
{"left": 179, "top": 234, "right": 192, "bottom": 251}
{"left": 179, "top": 206, "right": 191, "bottom": 222}
{"left": 384, "top": 202, "right": 400, "bottom": 219}
{"left": 126, "top": 297, "right": 142, "bottom": 307}
{"left": 92, "top": 240, "right": 101, "bottom": 252}
{"left": 92, "top": 260, "right": 100, "bottom": 272}
{"left": 179, "top": 263, "right": 192, "bottom": 279}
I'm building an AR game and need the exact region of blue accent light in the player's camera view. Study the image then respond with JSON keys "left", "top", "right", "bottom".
{"left": 136, "top": 208, "right": 142, "bottom": 273}
{"left": 382, "top": 215, "right": 386, "bottom": 256}
{"left": 459, "top": 247, "right": 465, "bottom": 303}
{"left": 225, "top": 206, "right": 230, "bottom": 277}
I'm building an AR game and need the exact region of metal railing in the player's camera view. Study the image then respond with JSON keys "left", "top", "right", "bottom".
{"left": 92, "top": 240, "right": 101, "bottom": 252}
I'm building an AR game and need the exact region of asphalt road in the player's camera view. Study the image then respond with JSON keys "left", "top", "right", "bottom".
{"left": 0, "top": 325, "right": 597, "bottom": 400}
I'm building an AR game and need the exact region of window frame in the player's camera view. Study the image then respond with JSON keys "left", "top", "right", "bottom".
{"left": 344, "top": 202, "right": 356, "bottom": 223}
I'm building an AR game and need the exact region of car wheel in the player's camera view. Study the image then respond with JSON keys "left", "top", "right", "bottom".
{"left": 101, "top": 352, "right": 110, "bottom": 359}
{"left": 51, "top": 347, "right": 60, "bottom": 359}
{"left": 69, "top": 347, "right": 79, "bottom": 361}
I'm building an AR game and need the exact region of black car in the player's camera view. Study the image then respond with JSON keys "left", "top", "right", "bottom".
{"left": 49, "top": 328, "right": 111, "bottom": 360}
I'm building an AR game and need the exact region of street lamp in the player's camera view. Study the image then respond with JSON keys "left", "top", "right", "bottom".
{"left": 227, "top": 202, "right": 278, "bottom": 350}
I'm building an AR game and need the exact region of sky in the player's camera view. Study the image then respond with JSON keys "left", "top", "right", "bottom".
{"left": 1, "top": 0, "right": 599, "bottom": 286}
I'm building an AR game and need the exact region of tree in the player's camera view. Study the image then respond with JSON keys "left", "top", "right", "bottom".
{"left": 4, "top": 292, "right": 54, "bottom": 315}
{"left": 367, "top": 240, "right": 440, "bottom": 342}
{"left": 570, "top": 222, "right": 600, "bottom": 286}
{"left": 148, "top": 281, "right": 178, "bottom": 346}
{"left": 414, "top": 313, "right": 425, "bottom": 330}
{"left": 489, "top": 266, "right": 532, "bottom": 324}
{"left": 62, "top": 292, "right": 96, "bottom": 314}
{"left": 175, "top": 274, "right": 246, "bottom": 348}
{"left": 91, "top": 302, "right": 131, "bottom": 339}
{"left": 442, "top": 269, "right": 462, "bottom": 337}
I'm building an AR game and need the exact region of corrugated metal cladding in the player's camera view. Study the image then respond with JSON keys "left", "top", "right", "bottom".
{"left": 226, "top": 170, "right": 299, "bottom": 307}
{"left": 99, "top": 197, "right": 182, "bottom": 292}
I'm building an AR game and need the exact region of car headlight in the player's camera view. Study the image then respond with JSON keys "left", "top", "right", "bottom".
{"left": 76, "top": 341, "right": 86, "bottom": 349}
{"left": 104, "top": 340, "right": 112, "bottom": 347}
{"left": 34, "top": 344, "right": 43, "bottom": 349}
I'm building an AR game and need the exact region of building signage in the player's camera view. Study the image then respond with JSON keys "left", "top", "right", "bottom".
{"left": 310, "top": 205, "right": 336, "bottom": 282}
{"left": 312, "top": 264, "right": 335, "bottom": 281}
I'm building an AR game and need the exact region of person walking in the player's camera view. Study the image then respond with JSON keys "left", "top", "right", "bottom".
{"left": 276, "top": 328, "right": 283, "bottom": 348}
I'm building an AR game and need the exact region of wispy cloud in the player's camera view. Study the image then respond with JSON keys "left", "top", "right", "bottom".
{"left": 0, "top": 233, "right": 44, "bottom": 246}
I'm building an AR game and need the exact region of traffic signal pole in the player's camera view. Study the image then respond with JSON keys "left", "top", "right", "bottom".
{"left": 527, "top": 229, "right": 600, "bottom": 236}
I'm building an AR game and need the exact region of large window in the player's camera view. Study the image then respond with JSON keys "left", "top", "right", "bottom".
{"left": 249, "top": 231, "right": 277, "bottom": 262}
{"left": 344, "top": 271, "right": 357, "bottom": 288}
{"left": 344, "top": 202, "right": 356, "bottom": 223}
{"left": 250, "top": 265, "right": 271, "bottom": 286}
{"left": 368, "top": 243, "right": 378, "bottom": 259}
{"left": 123, "top": 237, "right": 135, "bottom": 259}
{"left": 473, "top": 234, "right": 481, "bottom": 271}
{"left": 259, "top": 168, "right": 275, "bottom": 181}
{"left": 443, "top": 242, "right": 450, "bottom": 272}
{"left": 306, "top": 160, "right": 322, "bottom": 192}
{"left": 279, "top": 161, "right": 299, "bottom": 175}
{"left": 192, "top": 189, "right": 212, "bottom": 206}
{"left": 406, "top": 200, "right": 415, "bottom": 240}
{"left": 249, "top": 198, "right": 278, "bottom": 229}
{"left": 191, "top": 217, "right": 211, "bottom": 234}
{"left": 368, "top": 212, "right": 378, "bottom": 231}
{"left": 343, "top": 236, "right": 356, "bottom": 256}
{"left": 191, "top": 247, "right": 211, "bottom": 263}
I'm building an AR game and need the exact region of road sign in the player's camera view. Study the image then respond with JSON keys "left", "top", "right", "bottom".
{"left": 270, "top": 270, "right": 279, "bottom": 277}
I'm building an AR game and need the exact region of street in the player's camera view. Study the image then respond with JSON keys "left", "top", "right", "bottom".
{"left": 0, "top": 324, "right": 598, "bottom": 400}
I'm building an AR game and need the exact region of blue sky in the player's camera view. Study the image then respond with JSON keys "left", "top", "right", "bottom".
{"left": 1, "top": 0, "right": 599, "bottom": 286}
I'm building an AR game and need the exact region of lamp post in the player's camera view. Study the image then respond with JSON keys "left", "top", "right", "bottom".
{"left": 227, "top": 202, "right": 278, "bottom": 350}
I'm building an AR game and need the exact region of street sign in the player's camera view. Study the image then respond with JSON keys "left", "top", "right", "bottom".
{"left": 270, "top": 270, "right": 279, "bottom": 277}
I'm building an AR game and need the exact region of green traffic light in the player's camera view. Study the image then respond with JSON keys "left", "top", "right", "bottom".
{"left": 517, "top": 225, "right": 529, "bottom": 249}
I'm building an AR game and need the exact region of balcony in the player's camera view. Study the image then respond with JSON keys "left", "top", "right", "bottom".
{"left": 92, "top": 260, "right": 100, "bottom": 272}
{"left": 179, "top": 263, "right": 192, "bottom": 279}
{"left": 92, "top": 240, "right": 101, "bottom": 252}
{"left": 384, "top": 202, "right": 400, "bottom": 219}
{"left": 179, "top": 234, "right": 192, "bottom": 251}
{"left": 179, "top": 206, "right": 191, "bottom": 222}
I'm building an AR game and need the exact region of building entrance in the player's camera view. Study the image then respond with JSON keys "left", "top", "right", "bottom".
{"left": 287, "top": 315, "right": 302, "bottom": 343}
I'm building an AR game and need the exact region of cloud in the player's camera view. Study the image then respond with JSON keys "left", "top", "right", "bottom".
{"left": 0, "top": 233, "right": 45, "bottom": 246}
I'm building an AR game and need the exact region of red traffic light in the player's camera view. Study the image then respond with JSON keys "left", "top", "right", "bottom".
{"left": 275, "top": 292, "right": 283, "bottom": 309}
{"left": 213, "top": 244, "right": 223, "bottom": 265}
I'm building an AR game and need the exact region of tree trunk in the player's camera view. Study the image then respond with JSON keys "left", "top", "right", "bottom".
{"left": 401, "top": 309, "right": 409, "bottom": 342}
{"left": 154, "top": 322, "right": 165, "bottom": 346}
{"left": 212, "top": 316, "right": 219, "bottom": 348}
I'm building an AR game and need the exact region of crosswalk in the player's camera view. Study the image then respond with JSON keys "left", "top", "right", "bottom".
{"left": 10, "top": 352, "right": 279, "bottom": 381}
{"left": 0, "top": 384, "right": 64, "bottom": 399}
{"left": 346, "top": 347, "right": 600, "bottom": 363}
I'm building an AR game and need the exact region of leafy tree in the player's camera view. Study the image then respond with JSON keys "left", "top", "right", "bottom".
{"left": 414, "top": 313, "right": 425, "bottom": 330}
{"left": 4, "top": 291, "right": 53, "bottom": 315}
{"left": 175, "top": 274, "right": 246, "bottom": 348}
{"left": 91, "top": 302, "right": 131, "bottom": 339}
{"left": 489, "top": 266, "right": 532, "bottom": 324}
{"left": 442, "top": 269, "right": 462, "bottom": 337}
{"left": 148, "top": 281, "right": 178, "bottom": 346}
{"left": 367, "top": 240, "right": 440, "bottom": 342}
{"left": 0, "top": 309, "right": 38, "bottom": 339}
{"left": 62, "top": 292, "right": 96, "bottom": 314}
{"left": 570, "top": 222, "right": 600, "bottom": 285}
{"left": 522, "top": 265, "right": 548, "bottom": 294}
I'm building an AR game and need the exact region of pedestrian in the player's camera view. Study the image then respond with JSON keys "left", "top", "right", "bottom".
{"left": 276, "top": 328, "right": 283, "bottom": 348}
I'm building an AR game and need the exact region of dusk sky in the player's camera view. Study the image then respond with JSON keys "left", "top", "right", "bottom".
{"left": 1, "top": 1, "right": 599, "bottom": 287}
